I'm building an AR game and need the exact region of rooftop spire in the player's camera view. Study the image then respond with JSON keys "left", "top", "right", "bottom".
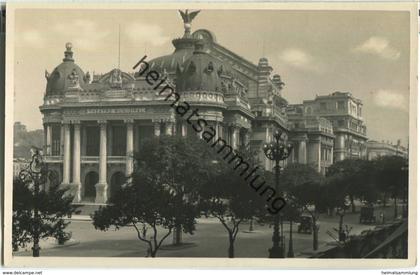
{"left": 178, "top": 9, "right": 200, "bottom": 37}
{"left": 63, "top": 42, "right": 74, "bottom": 62}
{"left": 118, "top": 24, "right": 121, "bottom": 69}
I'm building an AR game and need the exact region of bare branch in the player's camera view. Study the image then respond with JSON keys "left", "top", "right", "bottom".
{"left": 152, "top": 222, "right": 158, "bottom": 252}
{"left": 233, "top": 219, "right": 243, "bottom": 239}
{"left": 217, "top": 215, "right": 232, "bottom": 235}
{"left": 132, "top": 222, "right": 152, "bottom": 247}
{"left": 156, "top": 228, "right": 173, "bottom": 251}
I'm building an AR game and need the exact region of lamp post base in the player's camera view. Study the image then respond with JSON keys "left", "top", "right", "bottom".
{"left": 269, "top": 246, "right": 285, "bottom": 258}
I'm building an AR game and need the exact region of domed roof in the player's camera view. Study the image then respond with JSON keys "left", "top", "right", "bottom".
{"left": 148, "top": 29, "right": 217, "bottom": 75}
{"left": 45, "top": 43, "right": 85, "bottom": 96}
{"left": 149, "top": 37, "right": 196, "bottom": 74}
{"left": 176, "top": 40, "right": 229, "bottom": 92}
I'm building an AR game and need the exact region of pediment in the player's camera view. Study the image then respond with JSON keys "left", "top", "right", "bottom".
{"left": 97, "top": 69, "right": 135, "bottom": 89}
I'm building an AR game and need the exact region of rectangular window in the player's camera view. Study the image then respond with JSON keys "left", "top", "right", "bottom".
{"left": 86, "top": 126, "right": 100, "bottom": 156}
{"left": 337, "top": 101, "right": 345, "bottom": 110}
{"left": 112, "top": 125, "right": 126, "bottom": 156}
{"left": 320, "top": 102, "right": 327, "bottom": 111}
{"left": 51, "top": 125, "right": 61, "bottom": 156}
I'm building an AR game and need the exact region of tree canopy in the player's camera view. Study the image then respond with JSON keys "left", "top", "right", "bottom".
{"left": 92, "top": 135, "right": 215, "bottom": 257}
{"left": 199, "top": 145, "right": 266, "bottom": 258}
{"left": 13, "top": 174, "right": 79, "bottom": 251}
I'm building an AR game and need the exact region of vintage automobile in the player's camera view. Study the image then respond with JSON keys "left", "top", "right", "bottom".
{"left": 297, "top": 214, "right": 313, "bottom": 234}
{"left": 359, "top": 206, "right": 376, "bottom": 224}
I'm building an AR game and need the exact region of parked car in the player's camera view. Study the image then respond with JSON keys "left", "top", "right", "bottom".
{"left": 359, "top": 206, "right": 376, "bottom": 224}
{"left": 297, "top": 214, "right": 313, "bottom": 234}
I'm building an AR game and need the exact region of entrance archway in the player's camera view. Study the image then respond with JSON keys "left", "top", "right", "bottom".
{"left": 84, "top": 171, "right": 98, "bottom": 202}
{"left": 110, "top": 171, "right": 126, "bottom": 198}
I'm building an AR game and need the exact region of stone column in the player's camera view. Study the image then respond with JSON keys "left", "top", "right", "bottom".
{"left": 315, "top": 142, "right": 321, "bottom": 172}
{"left": 265, "top": 128, "right": 272, "bottom": 170}
{"left": 60, "top": 125, "right": 64, "bottom": 156}
{"left": 335, "top": 134, "right": 346, "bottom": 161}
{"left": 43, "top": 124, "right": 47, "bottom": 154}
{"left": 330, "top": 146, "right": 334, "bottom": 164}
{"left": 165, "top": 122, "right": 173, "bottom": 136}
{"left": 218, "top": 123, "right": 223, "bottom": 140}
{"left": 134, "top": 124, "right": 139, "bottom": 152}
{"left": 231, "top": 127, "right": 239, "bottom": 150}
{"left": 95, "top": 121, "right": 108, "bottom": 203}
{"left": 214, "top": 122, "right": 219, "bottom": 141}
{"left": 46, "top": 124, "right": 52, "bottom": 155}
{"left": 298, "top": 139, "right": 307, "bottom": 164}
{"left": 181, "top": 122, "right": 187, "bottom": 137}
{"left": 154, "top": 121, "right": 161, "bottom": 137}
{"left": 62, "top": 123, "right": 71, "bottom": 185}
{"left": 125, "top": 119, "right": 134, "bottom": 177}
{"left": 71, "top": 122, "right": 81, "bottom": 202}
{"left": 244, "top": 130, "right": 250, "bottom": 146}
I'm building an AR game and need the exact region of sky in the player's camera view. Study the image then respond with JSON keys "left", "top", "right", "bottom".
{"left": 13, "top": 9, "right": 410, "bottom": 144}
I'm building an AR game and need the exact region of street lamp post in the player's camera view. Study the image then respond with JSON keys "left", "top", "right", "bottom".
{"left": 287, "top": 219, "right": 294, "bottom": 257}
{"left": 337, "top": 208, "right": 346, "bottom": 242}
{"left": 263, "top": 130, "right": 293, "bottom": 258}
{"left": 338, "top": 196, "right": 351, "bottom": 242}
{"left": 18, "top": 148, "right": 46, "bottom": 257}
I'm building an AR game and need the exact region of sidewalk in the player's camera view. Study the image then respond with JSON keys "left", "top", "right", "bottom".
{"left": 67, "top": 214, "right": 91, "bottom": 221}
{"left": 68, "top": 215, "right": 222, "bottom": 223}
{"left": 15, "top": 237, "right": 79, "bottom": 253}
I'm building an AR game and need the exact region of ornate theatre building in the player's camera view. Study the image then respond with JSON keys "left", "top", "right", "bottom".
{"left": 40, "top": 11, "right": 367, "bottom": 204}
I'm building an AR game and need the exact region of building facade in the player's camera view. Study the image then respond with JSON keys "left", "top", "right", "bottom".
{"left": 290, "top": 92, "right": 368, "bottom": 162}
{"left": 40, "top": 11, "right": 367, "bottom": 204}
{"left": 366, "top": 140, "right": 408, "bottom": 160}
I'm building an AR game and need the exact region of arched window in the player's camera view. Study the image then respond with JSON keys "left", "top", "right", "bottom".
{"left": 110, "top": 171, "right": 126, "bottom": 198}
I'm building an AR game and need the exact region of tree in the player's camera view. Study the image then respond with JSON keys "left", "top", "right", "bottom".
{"left": 92, "top": 170, "right": 197, "bottom": 257}
{"left": 327, "top": 159, "right": 372, "bottom": 212}
{"left": 13, "top": 174, "right": 79, "bottom": 252}
{"left": 355, "top": 160, "right": 380, "bottom": 204}
{"left": 199, "top": 145, "right": 266, "bottom": 258}
{"left": 134, "top": 135, "right": 214, "bottom": 245}
{"left": 318, "top": 175, "right": 347, "bottom": 216}
{"left": 282, "top": 163, "right": 324, "bottom": 251}
{"left": 92, "top": 135, "right": 213, "bottom": 257}
{"left": 373, "top": 156, "right": 408, "bottom": 219}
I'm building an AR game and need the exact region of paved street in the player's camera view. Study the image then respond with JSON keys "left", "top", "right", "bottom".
{"left": 13, "top": 205, "right": 400, "bottom": 258}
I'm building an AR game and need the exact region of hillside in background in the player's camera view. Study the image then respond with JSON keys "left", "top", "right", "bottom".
{"left": 14, "top": 122, "right": 44, "bottom": 159}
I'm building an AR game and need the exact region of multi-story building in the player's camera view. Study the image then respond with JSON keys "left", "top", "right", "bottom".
{"left": 14, "top": 121, "right": 27, "bottom": 135}
{"left": 366, "top": 140, "right": 408, "bottom": 160}
{"left": 38, "top": 10, "right": 366, "bottom": 204}
{"left": 289, "top": 92, "right": 368, "bottom": 162}
{"left": 287, "top": 105, "right": 335, "bottom": 175}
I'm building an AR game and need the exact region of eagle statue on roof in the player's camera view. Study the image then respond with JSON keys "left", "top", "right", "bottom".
{"left": 178, "top": 9, "right": 200, "bottom": 36}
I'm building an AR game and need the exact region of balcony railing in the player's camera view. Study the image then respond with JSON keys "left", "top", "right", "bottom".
{"left": 81, "top": 156, "right": 126, "bottom": 163}
{"left": 44, "top": 155, "right": 127, "bottom": 163}
{"left": 108, "top": 156, "right": 126, "bottom": 163}
{"left": 44, "top": 155, "right": 63, "bottom": 163}
{"left": 81, "top": 156, "right": 98, "bottom": 163}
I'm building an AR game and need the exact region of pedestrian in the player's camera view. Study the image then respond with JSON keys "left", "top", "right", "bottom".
{"left": 380, "top": 212, "right": 385, "bottom": 224}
